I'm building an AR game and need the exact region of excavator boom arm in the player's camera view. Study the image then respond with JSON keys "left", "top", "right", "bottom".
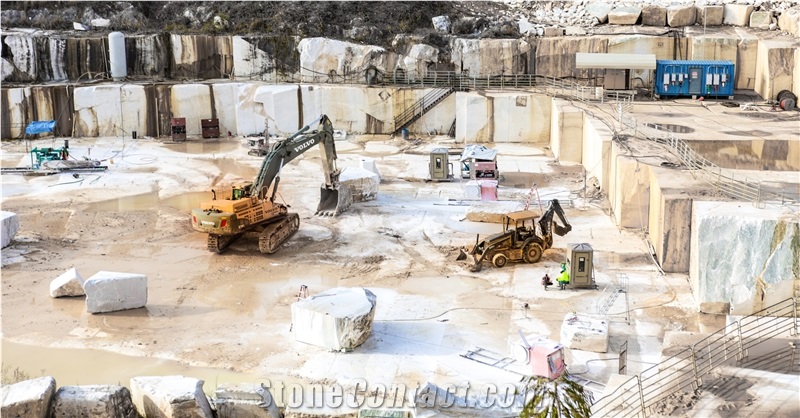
{"left": 251, "top": 115, "right": 339, "bottom": 200}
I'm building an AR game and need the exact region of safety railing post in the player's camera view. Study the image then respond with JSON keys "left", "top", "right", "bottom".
{"left": 637, "top": 375, "right": 646, "bottom": 416}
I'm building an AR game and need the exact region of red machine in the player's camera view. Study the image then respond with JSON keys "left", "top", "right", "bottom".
{"left": 519, "top": 332, "right": 567, "bottom": 380}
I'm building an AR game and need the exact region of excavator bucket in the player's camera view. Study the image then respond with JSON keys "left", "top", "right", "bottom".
{"left": 316, "top": 185, "right": 353, "bottom": 216}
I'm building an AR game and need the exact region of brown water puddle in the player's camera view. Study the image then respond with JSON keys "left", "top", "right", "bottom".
{"left": 1, "top": 339, "right": 257, "bottom": 393}
{"left": 84, "top": 191, "right": 212, "bottom": 212}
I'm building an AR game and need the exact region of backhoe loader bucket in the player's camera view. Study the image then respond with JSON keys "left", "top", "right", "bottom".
{"left": 456, "top": 248, "right": 482, "bottom": 272}
{"left": 316, "top": 185, "right": 353, "bottom": 216}
{"left": 457, "top": 248, "right": 469, "bottom": 261}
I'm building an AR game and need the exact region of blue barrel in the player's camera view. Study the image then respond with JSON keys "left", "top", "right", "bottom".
{"left": 401, "top": 128, "right": 409, "bottom": 140}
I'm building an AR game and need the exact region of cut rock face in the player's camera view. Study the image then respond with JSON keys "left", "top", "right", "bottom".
{"left": 697, "top": 6, "right": 724, "bottom": 26}
{"left": 749, "top": 11, "right": 772, "bottom": 29}
{"left": 667, "top": 5, "right": 696, "bottom": 27}
{"left": 52, "top": 385, "right": 137, "bottom": 418}
{"left": 84, "top": 271, "right": 147, "bottom": 314}
{"left": 723, "top": 4, "right": 754, "bottom": 26}
{"left": 214, "top": 383, "right": 280, "bottom": 418}
{"left": 291, "top": 287, "right": 377, "bottom": 351}
{"left": 130, "top": 376, "right": 214, "bottom": 418}
{"left": 608, "top": 7, "right": 642, "bottom": 25}
{"left": 1, "top": 376, "right": 57, "bottom": 418}
{"left": 641, "top": 6, "right": 666, "bottom": 27}
{"left": 50, "top": 267, "right": 85, "bottom": 298}
{"left": 1, "top": 211, "right": 19, "bottom": 248}
{"left": 339, "top": 167, "right": 380, "bottom": 203}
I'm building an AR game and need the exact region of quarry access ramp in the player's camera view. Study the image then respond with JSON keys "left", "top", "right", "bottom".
{"left": 590, "top": 297, "right": 800, "bottom": 417}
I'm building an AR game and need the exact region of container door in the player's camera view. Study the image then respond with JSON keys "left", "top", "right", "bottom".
{"left": 430, "top": 155, "right": 446, "bottom": 179}
{"left": 688, "top": 68, "right": 702, "bottom": 94}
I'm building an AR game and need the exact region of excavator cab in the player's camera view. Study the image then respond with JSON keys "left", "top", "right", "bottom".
{"left": 230, "top": 182, "right": 253, "bottom": 201}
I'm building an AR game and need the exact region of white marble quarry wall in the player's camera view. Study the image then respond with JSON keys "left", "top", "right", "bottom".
{"left": 397, "top": 43, "right": 439, "bottom": 75}
{"left": 451, "top": 38, "right": 530, "bottom": 75}
{"left": 550, "top": 98, "right": 583, "bottom": 163}
{"left": 297, "top": 38, "right": 389, "bottom": 82}
{"left": 232, "top": 36, "right": 274, "bottom": 81}
{"left": 170, "top": 34, "right": 232, "bottom": 79}
{"left": 795, "top": 48, "right": 800, "bottom": 98}
{"left": 301, "top": 85, "right": 393, "bottom": 134}
{"left": 754, "top": 39, "right": 798, "bottom": 100}
{"left": 608, "top": 35, "right": 688, "bottom": 87}
{"left": 690, "top": 201, "right": 799, "bottom": 315}
{"left": 170, "top": 84, "right": 213, "bottom": 136}
{"left": 532, "top": 36, "right": 608, "bottom": 79}
{"left": 73, "top": 85, "right": 123, "bottom": 137}
{"left": 688, "top": 35, "right": 739, "bottom": 63}
{"left": 120, "top": 84, "right": 148, "bottom": 137}
{"left": 395, "top": 88, "right": 456, "bottom": 135}
{"left": 1, "top": 35, "right": 37, "bottom": 81}
{"left": 211, "top": 83, "right": 240, "bottom": 137}
{"left": 735, "top": 29, "right": 760, "bottom": 90}
{"left": 455, "top": 91, "right": 550, "bottom": 144}
{"left": 608, "top": 144, "right": 651, "bottom": 230}
{"left": 2, "top": 87, "right": 31, "bottom": 138}
{"left": 582, "top": 116, "right": 613, "bottom": 193}
{"left": 647, "top": 167, "right": 693, "bottom": 273}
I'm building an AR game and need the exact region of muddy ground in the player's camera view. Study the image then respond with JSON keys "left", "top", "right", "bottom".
{"left": 1, "top": 133, "right": 722, "bottom": 410}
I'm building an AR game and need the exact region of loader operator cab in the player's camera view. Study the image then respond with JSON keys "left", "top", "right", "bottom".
{"left": 505, "top": 210, "right": 541, "bottom": 244}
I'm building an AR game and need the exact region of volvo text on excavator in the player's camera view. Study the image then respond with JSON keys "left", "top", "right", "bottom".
{"left": 191, "top": 115, "right": 351, "bottom": 254}
{"left": 457, "top": 199, "right": 571, "bottom": 271}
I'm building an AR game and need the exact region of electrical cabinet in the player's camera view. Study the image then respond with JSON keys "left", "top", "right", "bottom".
{"left": 654, "top": 60, "right": 735, "bottom": 99}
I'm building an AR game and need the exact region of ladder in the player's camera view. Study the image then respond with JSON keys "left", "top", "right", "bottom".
{"left": 461, "top": 347, "right": 525, "bottom": 376}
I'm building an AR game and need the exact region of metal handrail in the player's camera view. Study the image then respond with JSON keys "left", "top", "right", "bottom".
{"left": 591, "top": 298, "right": 799, "bottom": 417}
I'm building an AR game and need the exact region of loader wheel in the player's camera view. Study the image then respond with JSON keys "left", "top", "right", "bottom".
{"left": 492, "top": 254, "right": 508, "bottom": 268}
{"left": 524, "top": 243, "right": 543, "bottom": 263}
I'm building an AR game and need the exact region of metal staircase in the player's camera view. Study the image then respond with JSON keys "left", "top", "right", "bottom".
{"left": 393, "top": 87, "right": 457, "bottom": 135}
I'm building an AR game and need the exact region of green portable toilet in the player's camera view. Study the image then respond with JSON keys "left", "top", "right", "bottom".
{"left": 429, "top": 148, "right": 452, "bottom": 181}
{"left": 567, "top": 243, "right": 596, "bottom": 289}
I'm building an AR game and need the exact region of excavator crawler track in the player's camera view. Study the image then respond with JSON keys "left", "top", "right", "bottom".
{"left": 208, "top": 233, "right": 244, "bottom": 253}
{"left": 258, "top": 213, "right": 300, "bottom": 254}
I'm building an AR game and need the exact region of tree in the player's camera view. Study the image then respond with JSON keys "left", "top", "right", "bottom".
{"left": 519, "top": 372, "right": 593, "bottom": 418}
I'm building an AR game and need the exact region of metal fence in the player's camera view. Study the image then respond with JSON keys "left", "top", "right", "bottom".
{"left": 590, "top": 298, "right": 800, "bottom": 417}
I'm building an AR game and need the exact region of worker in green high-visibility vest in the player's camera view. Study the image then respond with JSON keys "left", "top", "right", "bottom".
{"left": 558, "top": 263, "right": 570, "bottom": 290}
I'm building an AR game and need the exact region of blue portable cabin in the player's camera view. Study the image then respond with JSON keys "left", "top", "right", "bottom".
{"left": 654, "top": 60, "right": 735, "bottom": 99}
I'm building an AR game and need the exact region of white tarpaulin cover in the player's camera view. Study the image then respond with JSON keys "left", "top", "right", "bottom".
{"left": 575, "top": 53, "right": 656, "bottom": 70}
{"left": 460, "top": 144, "right": 497, "bottom": 162}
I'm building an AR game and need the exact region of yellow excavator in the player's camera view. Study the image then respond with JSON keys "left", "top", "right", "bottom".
{"left": 191, "top": 115, "right": 351, "bottom": 254}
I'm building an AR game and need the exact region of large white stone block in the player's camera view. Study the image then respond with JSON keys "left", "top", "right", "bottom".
{"left": 84, "top": 271, "right": 147, "bottom": 314}
{"left": 777, "top": 8, "right": 800, "bottom": 37}
{"left": 1, "top": 211, "right": 19, "bottom": 248}
{"left": 608, "top": 7, "right": 642, "bottom": 25}
{"left": 130, "top": 376, "right": 213, "bottom": 418}
{"left": 586, "top": 3, "right": 614, "bottom": 24}
{"left": 399, "top": 43, "right": 439, "bottom": 75}
{"left": 723, "top": 4, "right": 754, "bottom": 26}
{"left": 214, "top": 383, "right": 280, "bottom": 418}
{"left": 50, "top": 267, "right": 85, "bottom": 298}
{"left": 73, "top": 85, "right": 122, "bottom": 137}
{"left": 641, "top": 6, "right": 666, "bottom": 27}
{"left": 667, "top": 5, "right": 696, "bottom": 27}
{"left": 749, "top": 11, "right": 772, "bottom": 30}
{"left": 432, "top": 16, "right": 451, "bottom": 33}
{"left": 697, "top": 6, "right": 724, "bottom": 26}
{"left": 297, "top": 38, "right": 387, "bottom": 82}
{"left": 690, "top": 202, "right": 799, "bottom": 315}
{"left": 560, "top": 313, "right": 609, "bottom": 353}
{"left": 339, "top": 167, "right": 380, "bottom": 203}
{"left": 359, "top": 157, "right": 381, "bottom": 179}
{"left": 754, "top": 39, "right": 796, "bottom": 101}
{"left": 291, "top": 287, "right": 376, "bottom": 351}
{"left": 1, "top": 376, "right": 57, "bottom": 418}
{"left": 232, "top": 36, "right": 273, "bottom": 81}
{"left": 52, "top": 385, "right": 137, "bottom": 418}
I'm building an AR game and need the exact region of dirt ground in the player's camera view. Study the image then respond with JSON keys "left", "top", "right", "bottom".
{"left": 1, "top": 132, "right": 723, "bottom": 408}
